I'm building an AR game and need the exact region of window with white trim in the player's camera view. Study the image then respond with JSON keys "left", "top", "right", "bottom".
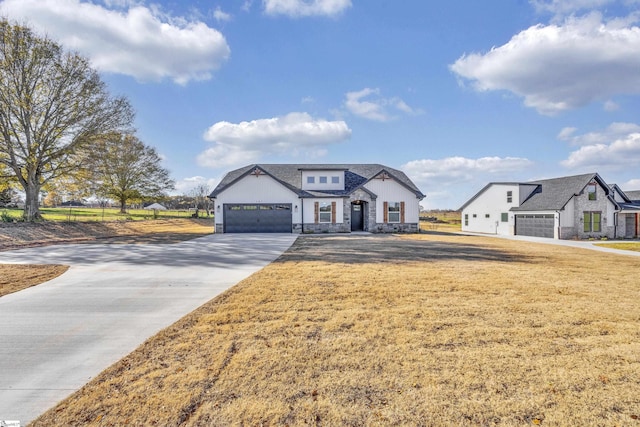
{"left": 331, "top": 176, "right": 340, "bottom": 184}
{"left": 507, "top": 191, "right": 513, "bottom": 203}
{"left": 307, "top": 176, "right": 315, "bottom": 184}
{"left": 319, "top": 202, "right": 332, "bottom": 223}
{"left": 388, "top": 202, "right": 401, "bottom": 223}
{"left": 319, "top": 176, "right": 328, "bottom": 184}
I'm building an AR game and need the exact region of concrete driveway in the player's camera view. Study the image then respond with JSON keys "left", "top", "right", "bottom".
{"left": 0, "top": 233, "right": 297, "bottom": 424}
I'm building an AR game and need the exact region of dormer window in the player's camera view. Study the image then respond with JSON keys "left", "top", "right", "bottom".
{"left": 332, "top": 176, "right": 340, "bottom": 184}
{"left": 319, "top": 176, "right": 327, "bottom": 184}
{"left": 307, "top": 176, "right": 315, "bottom": 184}
{"left": 587, "top": 182, "right": 597, "bottom": 200}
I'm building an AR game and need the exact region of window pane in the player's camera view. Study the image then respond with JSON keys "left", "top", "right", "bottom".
{"left": 583, "top": 212, "right": 591, "bottom": 232}
{"left": 593, "top": 212, "right": 601, "bottom": 232}
{"left": 388, "top": 202, "right": 400, "bottom": 212}
{"left": 307, "top": 176, "right": 315, "bottom": 184}
{"left": 588, "top": 183, "right": 597, "bottom": 200}
{"left": 319, "top": 176, "right": 327, "bottom": 183}
{"left": 331, "top": 176, "right": 340, "bottom": 184}
{"left": 501, "top": 213, "right": 508, "bottom": 222}
{"left": 388, "top": 212, "right": 400, "bottom": 223}
{"left": 319, "top": 202, "right": 332, "bottom": 223}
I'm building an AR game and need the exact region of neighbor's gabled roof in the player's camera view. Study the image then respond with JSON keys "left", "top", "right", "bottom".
{"left": 458, "top": 182, "right": 526, "bottom": 211}
{"left": 511, "top": 173, "right": 609, "bottom": 211}
{"left": 209, "top": 164, "right": 425, "bottom": 199}
{"left": 460, "top": 173, "right": 616, "bottom": 212}
{"left": 624, "top": 190, "right": 640, "bottom": 202}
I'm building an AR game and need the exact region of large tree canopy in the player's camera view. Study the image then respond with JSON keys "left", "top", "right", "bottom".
{"left": 0, "top": 19, "right": 134, "bottom": 221}
{"left": 86, "top": 133, "right": 175, "bottom": 213}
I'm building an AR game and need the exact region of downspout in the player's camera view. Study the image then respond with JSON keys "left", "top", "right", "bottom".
{"left": 556, "top": 211, "right": 560, "bottom": 239}
{"left": 300, "top": 197, "right": 304, "bottom": 233}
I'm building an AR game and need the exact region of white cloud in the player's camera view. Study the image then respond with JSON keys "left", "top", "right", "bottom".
{"left": 402, "top": 156, "right": 534, "bottom": 209}
{"left": 174, "top": 176, "right": 219, "bottom": 195}
{"left": 558, "top": 122, "right": 640, "bottom": 146}
{"left": 450, "top": 13, "right": 640, "bottom": 114}
{"left": 561, "top": 131, "right": 640, "bottom": 169}
{"left": 344, "top": 88, "right": 422, "bottom": 122}
{"left": 0, "top": 0, "right": 230, "bottom": 84}
{"left": 603, "top": 100, "right": 620, "bottom": 111}
{"left": 530, "top": 0, "right": 615, "bottom": 18}
{"left": 213, "top": 7, "right": 232, "bottom": 22}
{"left": 198, "top": 112, "right": 351, "bottom": 168}
{"left": 623, "top": 178, "right": 640, "bottom": 190}
{"left": 263, "top": 0, "right": 351, "bottom": 18}
{"left": 402, "top": 156, "right": 534, "bottom": 184}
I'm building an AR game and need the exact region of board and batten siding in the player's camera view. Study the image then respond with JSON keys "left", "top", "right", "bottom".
{"left": 213, "top": 174, "right": 301, "bottom": 226}
{"left": 461, "top": 184, "right": 520, "bottom": 235}
{"left": 301, "top": 198, "right": 344, "bottom": 224}
{"left": 364, "top": 178, "right": 420, "bottom": 224}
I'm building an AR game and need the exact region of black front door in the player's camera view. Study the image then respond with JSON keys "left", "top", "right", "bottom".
{"left": 351, "top": 203, "right": 363, "bottom": 231}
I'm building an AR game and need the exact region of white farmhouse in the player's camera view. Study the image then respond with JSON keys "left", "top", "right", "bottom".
{"left": 460, "top": 173, "right": 640, "bottom": 240}
{"left": 209, "top": 164, "right": 425, "bottom": 234}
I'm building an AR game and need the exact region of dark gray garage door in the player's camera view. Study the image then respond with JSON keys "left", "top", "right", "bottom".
{"left": 515, "top": 214, "right": 554, "bottom": 238}
{"left": 224, "top": 204, "right": 292, "bottom": 233}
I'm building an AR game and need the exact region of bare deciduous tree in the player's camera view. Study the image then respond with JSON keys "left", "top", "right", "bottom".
{"left": 85, "top": 133, "right": 174, "bottom": 213}
{"left": 0, "top": 20, "right": 134, "bottom": 221}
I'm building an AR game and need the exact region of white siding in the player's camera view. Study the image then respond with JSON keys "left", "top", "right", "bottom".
{"left": 364, "top": 179, "right": 420, "bottom": 223}
{"left": 462, "top": 184, "right": 520, "bottom": 235}
{"left": 213, "top": 174, "right": 301, "bottom": 225}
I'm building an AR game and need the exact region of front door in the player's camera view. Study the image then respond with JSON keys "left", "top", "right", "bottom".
{"left": 351, "top": 203, "right": 363, "bottom": 231}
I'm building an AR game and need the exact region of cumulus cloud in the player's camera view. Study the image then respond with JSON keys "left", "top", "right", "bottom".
{"left": 401, "top": 156, "right": 534, "bottom": 209}
{"left": 174, "top": 176, "right": 219, "bottom": 195}
{"left": 530, "top": 0, "right": 615, "bottom": 18}
{"left": 263, "top": 0, "right": 351, "bottom": 18}
{"left": 197, "top": 112, "right": 351, "bottom": 168}
{"left": 558, "top": 122, "right": 640, "bottom": 146}
{"left": 344, "top": 88, "right": 422, "bottom": 122}
{"left": 561, "top": 129, "right": 640, "bottom": 169}
{"left": 402, "top": 156, "right": 534, "bottom": 184}
{"left": 623, "top": 178, "right": 640, "bottom": 190}
{"left": 450, "top": 13, "right": 640, "bottom": 114}
{"left": 0, "top": 0, "right": 230, "bottom": 84}
{"left": 213, "top": 7, "right": 232, "bottom": 22}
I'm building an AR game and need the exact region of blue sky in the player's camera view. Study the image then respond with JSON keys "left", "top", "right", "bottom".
{"left": 2, "top": 0, "right": 640, "bottom": 208}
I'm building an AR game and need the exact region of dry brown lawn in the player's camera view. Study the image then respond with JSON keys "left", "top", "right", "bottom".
{"left": 596, "top": 242, "right": 640, "bottom": 252}
{"left": 0, "top": 264, "right": 69, "bottom": 297}
{"left": 0, "top": 219, "right": 213, "bottom": 297}
{"left": 31, "top": 232, "right": 640, "bottom": 426}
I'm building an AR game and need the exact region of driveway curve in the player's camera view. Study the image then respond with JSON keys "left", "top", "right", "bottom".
{"left": 0, "top": 233, "right": 297, "bottom": 424}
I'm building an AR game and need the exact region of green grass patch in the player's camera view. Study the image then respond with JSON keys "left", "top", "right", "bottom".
{"left": 595, "top": 242, "right": 640, "bottom": 252}
{"left": 1, "top": 207, "right": 199, "bottom": 222}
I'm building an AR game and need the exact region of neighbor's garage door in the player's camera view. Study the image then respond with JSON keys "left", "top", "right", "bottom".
{"left": 515, "top": 214, "right": 555, "bottom": 238}
{"left": 224, "top": 204, "right": 292, "bottom": 233}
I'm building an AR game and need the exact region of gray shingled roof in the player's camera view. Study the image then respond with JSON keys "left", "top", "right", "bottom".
{"left": 623, "top": 190, "right": 640, "bottom": 202}
{"left": 209, "top": 164, "right": 425, "bottom": 199}
{"left": 511, "top": 173, "right": 601, "bottom": 211}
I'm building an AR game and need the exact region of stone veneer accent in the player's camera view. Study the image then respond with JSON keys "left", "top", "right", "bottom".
{"left": 573, "top": 183, "right": 614, "bottom": 239}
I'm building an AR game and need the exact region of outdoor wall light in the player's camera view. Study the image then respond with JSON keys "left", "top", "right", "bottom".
{"left": 217, "top": 205, "right": 221, "bottom": 211}
{"left": 294, "top": 205, "right": 298, "bottom": 212}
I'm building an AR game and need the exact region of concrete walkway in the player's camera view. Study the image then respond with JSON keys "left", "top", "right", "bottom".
{"left": 461, "top": 231, "right": 640, "bottom": 257}
{"left": 0, "top": 233, "right": 297, "bottom": 424}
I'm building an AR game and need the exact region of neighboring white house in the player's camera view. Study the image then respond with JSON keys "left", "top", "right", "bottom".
{"left": 209, "top": 164, "right": 425, "bottom": 234}
{"left": 460, "top": 173, "right": 640, "bottom": 240}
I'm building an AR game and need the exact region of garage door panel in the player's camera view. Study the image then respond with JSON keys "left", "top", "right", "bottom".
{"left": 224, "top": 204, "right": 292, "bottom": 233}
{"left": 515, "top": 214, "right": 554, "bottom": 238}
